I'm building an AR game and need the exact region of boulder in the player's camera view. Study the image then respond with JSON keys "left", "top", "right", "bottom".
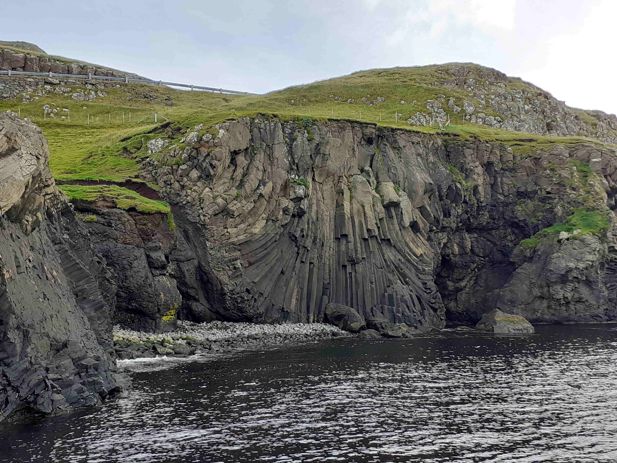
{"left": 366, "top": 318, "right": 415, "bottom": 338}
{"left": 475, "top": 309, "right": 535, "bottom": 334}
{"left": 357, "top": 329, "right": 382, "bottom": 339}
{"left": 324, "top": 303, "right": 365, "bottom": 333}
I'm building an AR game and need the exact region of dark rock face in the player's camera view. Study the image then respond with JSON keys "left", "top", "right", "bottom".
{"left": 475, "top": 309, "right": 535, "bottom": 334}
{"left": 73, "top": 204, "right": 181, "bottom": 332}
{"left": 72, "top": 203, "right": 221, "bottom": 332}
{"left": 0, "top": 113, "right": 119, "bottom": 422}
{"left": 140, "top": 117, "right": 617, "bottom": 328}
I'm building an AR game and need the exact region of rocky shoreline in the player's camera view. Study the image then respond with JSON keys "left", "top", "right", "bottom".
{"left": 113, "top": 308, "right": 538, "bottom": 364}
{"left": 113, "top": 321, "right": 349, "bottom": 361}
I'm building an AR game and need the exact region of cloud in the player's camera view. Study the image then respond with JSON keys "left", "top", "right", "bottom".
{"left": 382, "top": 0, "right": 516, "bottom": 46}
{"left": 520, "top": 0, "right": 617, "bottom": 113}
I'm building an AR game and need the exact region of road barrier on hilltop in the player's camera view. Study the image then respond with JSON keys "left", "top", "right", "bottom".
{"left": 0, "top": 69, "right": 253, "bottom": 95}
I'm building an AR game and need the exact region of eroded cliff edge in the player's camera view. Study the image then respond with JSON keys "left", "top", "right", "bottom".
{"left": 119, "top": 116, "right": 617, "bottom": 329}
{"left": 0, "top": 113, "right": 119, "bottom": 422}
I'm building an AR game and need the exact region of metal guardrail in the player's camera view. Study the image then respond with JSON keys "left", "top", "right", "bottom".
{"left": 0, "top": 69, "right": 253, "bottom": 95}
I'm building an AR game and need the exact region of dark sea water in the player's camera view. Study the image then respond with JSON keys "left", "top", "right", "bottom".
{"left": 3, "top": 325, "right": 617, "bottom": 463}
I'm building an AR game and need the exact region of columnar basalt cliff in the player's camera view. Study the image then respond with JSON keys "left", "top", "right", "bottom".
{"left": 0, "top": 113, "right": 119, "bottom": 422}
{"left": 136, "top": 116, "right": 617, "bottom": 329}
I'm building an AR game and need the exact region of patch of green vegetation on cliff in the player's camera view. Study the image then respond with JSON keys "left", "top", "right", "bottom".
{"left": 166, "top": 211, "right": 176, "bottom": 231}
{"left": 0, "top": 42, "right": 47, "bottom": 54}
{"left": 569, "top": 159, "right": 592, "bottom": 178}
{"left": 519, "top": 209, "right": 610, "bottom": 249}
{"left": 439, "top": 124, "right": 606, "bottom": 155}
{"left": 446, "top": 163, "right": 474, "bottom": 191}
{"left": 81, "top": 214, "right": 98, "bottom": 223}
{"left": 291, "top": 176, "right": 310, "bottom": 189}
{"left": 59, "top": 184, "right": 170, "bottom": 214}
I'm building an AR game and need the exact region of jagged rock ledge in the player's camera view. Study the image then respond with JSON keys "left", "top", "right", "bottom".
{"left": 113, "top": 321, "right": 348, "bottom": 360}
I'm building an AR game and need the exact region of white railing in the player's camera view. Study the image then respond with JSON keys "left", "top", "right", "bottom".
{"left": 0, "top": 69, "right": 253, "bottom": 95}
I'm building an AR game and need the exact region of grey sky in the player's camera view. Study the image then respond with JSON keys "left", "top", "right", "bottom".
{"left": 3, "top": 0, "right": 615, "bottom": 114}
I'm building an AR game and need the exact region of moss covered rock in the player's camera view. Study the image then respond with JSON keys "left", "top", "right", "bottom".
{"left": 476, "top": 309, "right": 535, "bottom": 334}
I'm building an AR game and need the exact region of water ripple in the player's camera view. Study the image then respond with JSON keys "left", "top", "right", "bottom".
{"left": 3, "top": 325, "right": 617, "bottom": 462}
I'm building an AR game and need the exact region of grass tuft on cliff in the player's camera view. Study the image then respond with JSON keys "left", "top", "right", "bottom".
{"left": 519, "top": 209, "right": 610, "bottom": 249}
{"left": 59, "top": 184, "right": 170, "bottom": 214}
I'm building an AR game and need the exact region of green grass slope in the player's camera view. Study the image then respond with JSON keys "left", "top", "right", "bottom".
{"left": 0, "top": 62, "right": 615, "bottom": 215}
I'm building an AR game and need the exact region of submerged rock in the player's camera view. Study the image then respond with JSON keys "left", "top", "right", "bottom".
{"left": 475, "top": 309, "right": 535, "bottom": 335}
{"left": 357, "top": 329, "right": 382, "bottom": 340}
{"left": 366, "top": 318, "right": 416, "bottom": 338}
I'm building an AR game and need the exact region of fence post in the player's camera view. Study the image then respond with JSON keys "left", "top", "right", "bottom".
{"left": 154, "top": 113, "right": 158, "bottom": 123}
{"left": 125, "top": 75, "right": 128, "bottom": 84}
{"left": 48, "top": 71, "right": 52, "bottom": 78}
{"left": 7, "top": 69, "right": 11, "bottom": 77}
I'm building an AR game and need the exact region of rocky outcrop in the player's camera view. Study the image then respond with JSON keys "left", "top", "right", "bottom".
{"left": 324, "top": 303, "right": 365, "bottom": 333}
{"left": 476, "top": 309, "right": 535, "bottom": 334}
{"left": 0, "top": 113, "right": 119, "bottom": 422}
{"left": 138, "top": 116, "right": 617, "bottom": 329}
{"left": 414, "top": 63, "right": 617, "bottom": 143}
{"left": 0, "top": 45, "right": 135, "bottom": 78}
{"left": 72, "top": 203, "right": 181, "bottom": 332}
{"left": 70, "top": 201, "right": 223, "bottom": 332}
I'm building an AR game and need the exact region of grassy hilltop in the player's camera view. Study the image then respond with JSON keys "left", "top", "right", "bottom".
{"left": 0, "top": 48, "right": 614, "bottom": 214}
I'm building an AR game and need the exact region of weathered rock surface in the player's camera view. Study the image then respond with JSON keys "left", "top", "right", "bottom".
{"left": 324, "top": 303, "right": 365, "bottom": 333}
{"left": 72, "top": 203, "right": 181, "bottom": 332}
{"left": 0, "top": 113, "right": 119, "bottom": 422}
{"left": 72, "top": 202, "right": 221, "bottom": 332}
{"left": 0, "top": 45, "right": 136, "bottom": 78}
{"left": 412, "top": 63, "right": 617, "bottom": 143}
{"left": 476, "top": 309, "right": 535, "bottom": 334}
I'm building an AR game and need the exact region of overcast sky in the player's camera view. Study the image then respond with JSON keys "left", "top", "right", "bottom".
{"left": 3, "top": 0, "right": 615, "bottom": 114}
